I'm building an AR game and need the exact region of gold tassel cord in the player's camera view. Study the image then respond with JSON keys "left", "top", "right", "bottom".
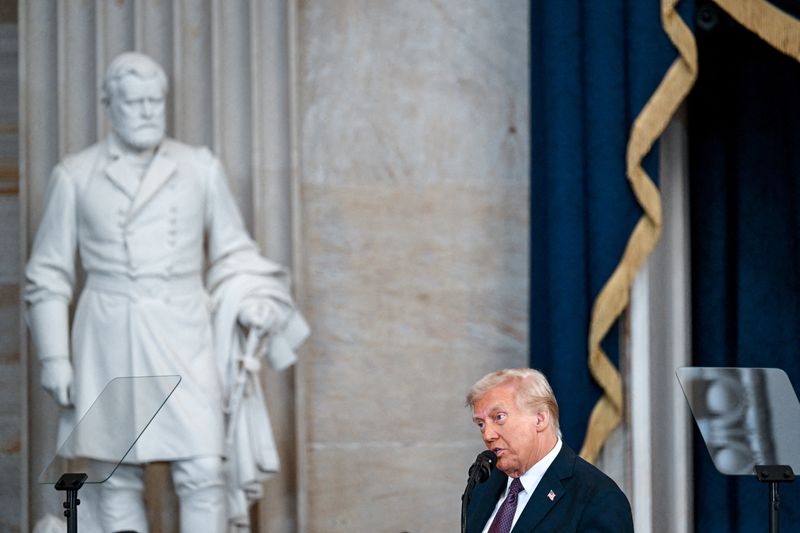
{"left": 711, "top": 0, "right": 800, "bottom": 60}
{"left": 580, "top": 0, "right": 800, "bottom": 463}
{"left": 579, "top": 0, "right": 698, "bottom": 463}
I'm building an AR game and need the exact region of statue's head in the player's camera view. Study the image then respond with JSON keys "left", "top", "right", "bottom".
{"left": 102, "top": 52, "right": 168, "bottom": 152}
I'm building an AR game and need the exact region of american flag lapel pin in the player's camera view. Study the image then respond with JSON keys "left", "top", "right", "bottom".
{"left": 547, "top": 490, "right": 556, "bottom": 501}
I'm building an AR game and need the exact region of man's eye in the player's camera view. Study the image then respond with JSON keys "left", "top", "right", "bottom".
{"left": 495, "top": 413, "right": 506, "bottom": 423}
{"left": 476, "top": 421, "right": 485, "bottom": 430}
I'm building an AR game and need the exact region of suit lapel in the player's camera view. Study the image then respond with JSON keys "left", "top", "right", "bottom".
{"left": 128, "top": 142, "right": 177, "bottom": 220}
{"left": 104, "top": 140, "right": 139, "bottom": 199}
{"left": 511, "top": 444, "right": 575, "bottom": 532}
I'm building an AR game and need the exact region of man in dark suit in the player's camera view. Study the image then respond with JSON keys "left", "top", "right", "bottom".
{"left": 465, "top": 368, "right": 634, "bottom": 533}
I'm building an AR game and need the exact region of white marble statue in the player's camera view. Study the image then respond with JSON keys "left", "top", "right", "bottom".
{"left": 25, "top": 52, "right": 308, "bottom": 533}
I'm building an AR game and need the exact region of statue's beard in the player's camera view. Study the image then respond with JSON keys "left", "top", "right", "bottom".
{"left": 114, "top": 122, "right": 165, "bottom": 152}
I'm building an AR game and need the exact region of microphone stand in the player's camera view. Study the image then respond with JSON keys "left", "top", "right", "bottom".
{"left": 461, "top": 451, "right": 496, "bottom": 533}
{"left": 461, "top": 473, "right": 479, "bottom": 533}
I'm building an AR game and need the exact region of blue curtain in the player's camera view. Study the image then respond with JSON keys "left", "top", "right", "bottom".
{"left": 530, "top": 1, "right": 692, "bottom": 448}
{"left": 689, "top": 2, "right": 800, "bottom": 531}
{"left": 532, "top": 0, "right": 800, "bottom": 529}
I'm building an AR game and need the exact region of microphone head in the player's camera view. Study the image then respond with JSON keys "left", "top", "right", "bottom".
{"left": 469, "top": 450, "right": 498, "bottom": 482}
{"left": 478, "top": 450, "right": 497, "bottom": 466}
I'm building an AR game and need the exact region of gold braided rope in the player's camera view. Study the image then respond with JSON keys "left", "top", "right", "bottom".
{"left": 580, "top": 0, "right": 800, "bottom": 463}
{"left": 579, "top": 0, "right": 698, "bottom": 463}
{"left": 711, "top": 0, "right": 800, "bottom": 60}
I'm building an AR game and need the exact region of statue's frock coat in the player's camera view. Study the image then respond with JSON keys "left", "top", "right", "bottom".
{"left": 25, "top": 137, "right": 277, "bottom": 462}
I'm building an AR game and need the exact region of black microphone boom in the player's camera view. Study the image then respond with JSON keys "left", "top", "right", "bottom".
{"left": 468, "top": 450, "right": 497, "bottom": 483}
{"left": 461, "top": 450, "right": 498, "bottom": 533}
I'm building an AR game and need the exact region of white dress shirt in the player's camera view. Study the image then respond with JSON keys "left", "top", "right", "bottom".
{"left": 481, "top": 438, "right": 563, "bottom": 533}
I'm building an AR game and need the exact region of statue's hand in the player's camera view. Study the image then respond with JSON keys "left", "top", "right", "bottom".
{"left": 237, "top": 299, "right": 277, "bottom": 332}
{"left": 40, "top": 356, "right": 74, "bottom": 407}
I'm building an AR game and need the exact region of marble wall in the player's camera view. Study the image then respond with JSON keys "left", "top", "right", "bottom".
{"left": 295, "top": 2, "right": 529, "bottom": 530}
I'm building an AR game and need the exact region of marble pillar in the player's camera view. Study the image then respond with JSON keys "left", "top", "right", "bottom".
{"left": 294, "top": 2, "right": 529, "bottom": 530}
{"left": 0, "top": 10, "right": 21, "bottom": 533}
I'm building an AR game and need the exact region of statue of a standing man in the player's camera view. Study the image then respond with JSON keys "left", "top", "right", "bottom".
{"left": 25, "top": 52, "right": 307, "bottom": 532}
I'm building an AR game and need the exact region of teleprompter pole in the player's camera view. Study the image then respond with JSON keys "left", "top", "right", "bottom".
{"left": 755, "top": 465, "right": 795, "bottom": 533}
{"left": 55, "top": 473, "right": 88, "bottom": 533}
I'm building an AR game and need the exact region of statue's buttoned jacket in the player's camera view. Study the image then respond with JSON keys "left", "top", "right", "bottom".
{"left": 25, "top": 136, "right": 268, "bottom": 461}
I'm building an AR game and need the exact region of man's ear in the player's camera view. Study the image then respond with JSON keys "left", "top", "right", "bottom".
{"left": 534, "top": 409, "right": 550, "bottom": 432}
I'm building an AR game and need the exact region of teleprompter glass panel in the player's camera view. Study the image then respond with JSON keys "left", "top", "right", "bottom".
{"left": 677, "top": 367, "right": 800, "bottom": 475}
{"left": 39, "top": 375, "right": 180, "bottom": 484}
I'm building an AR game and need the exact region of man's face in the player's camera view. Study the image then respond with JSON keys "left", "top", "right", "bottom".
{"left": 107, "top": 74, "right": 166, "bottom": 152}
{"left": 472, "top": 382, "right": 550, "bottom": 478}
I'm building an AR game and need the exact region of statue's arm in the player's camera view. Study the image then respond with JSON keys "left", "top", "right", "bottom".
{"left": 203, "top": 154, "right": 294, "bottom": 331}
{"left": 203, "top": 154, "right": 261, "bottom": 263}
{"left": 24, "top": 165, "right": 79, "bottom": 406}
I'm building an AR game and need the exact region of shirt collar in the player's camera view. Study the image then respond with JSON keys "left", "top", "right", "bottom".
{"left": 511, "top": 438, "right": 562, "bottom": 496}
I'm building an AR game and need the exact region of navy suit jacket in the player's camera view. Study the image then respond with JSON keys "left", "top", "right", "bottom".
{"left": 465, "top": 444, "right": 634, "bottom": 533}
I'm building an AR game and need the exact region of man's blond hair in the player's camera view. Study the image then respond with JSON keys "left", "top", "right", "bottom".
{"left": 466, "top": 368, "right": 560, "bottom": 434}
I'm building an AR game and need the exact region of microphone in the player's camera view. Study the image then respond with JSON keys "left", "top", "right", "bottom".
{"left": 462, "top": 450, "right": 498, "bottom": 533}
{"left": 468, "top": 450, "right": 497, "bottom": 483}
